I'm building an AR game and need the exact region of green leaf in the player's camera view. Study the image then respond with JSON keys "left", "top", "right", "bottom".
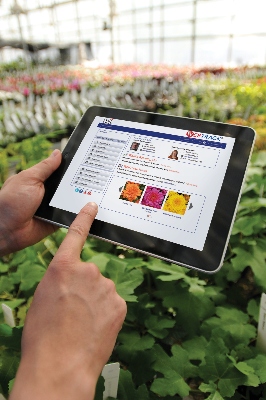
{"left": 146, "top": 259, "right": 187, "bottom": 280}
{"left": 84, "top": 253, "right": 110, "bottom": 274}
{"left": 252, "top": 150, "right": 266, "bottom": 167}
{"left": 43, "top": 238, "right": 58, "bottom": 256}
{"left": 199, "top": 382, "right": 224, "bottom": 400}
{"left": 122, "top": 258, "right": 145, "bottom": 270}
{"left": 51, "top": 228, "right": 67, "bottom": 247}
{"left": 150, "top": 344, "right": 196, "bottom": 398}
{"left": 117, "top": 370, "right": 149, "bottom": 400}
{"left": 0, "top": 325, "right": 23, "bottom": 351}
{"left": 80, "top": 246, "right": 97, "bottom": 263}
{"left": 9, "top": 250, "right": 27, "bottom": 268}
{"left": 171, "top": 345, "right": 198, "bottom": 378}
{"left": 182, "top": 336, "right": 208, "bottom": 362}
{"left": 234, "top": 361, "right": 260, "bottom": 387}
{"left": 0, "top": 262, "right": 9, "bottom": 274}
{"left": 200, "top": 381, "right": 217, "bottom": 393}
{"left": 16, "top": 297, "right": 33, "bottom": 325}
{"left": 204, "top": 286, "right": 227, "bottom": 305}
{"left": 0, "top": 349, "right": 20, "bottom": 393}
{"left": 199, "top": 338, "right": 246, "bottom": 397}
{"left": 157, "top": 285, "right": 215, "bottom": 337}
{"left": 247, "top": 244, "right": 266, "bottom": 290}
{"left": 94, "top": 375, "right": 105, "bottom": 400}
{"left": 105, "top": 259, "right": 143, "bottom": 302}
{"left": 147, "top": 261, "right": 207, "bottom": 294}
{"left": 230, "top": 244, "right": 266, "bottom": 290}
{"left": 246, "top": 354, "right": 266, "bottom": 383}
{"left": 239, "top": 196, "right": 266, "bottom": 211}
{"left": 126, "top": 293, "right": 151, "bottom": 326}
{"left": 201, "top": 306, "right": 256, "bottom": 347}
{"left": 232, "top": 214, "right": 262, "bottom": 236}
{"left": 117, "top": 331, "right": 155, "bottom": 362}
{"left": 151, "top": 374, "right": 189, "bottom": 398}
{"left": 8, "top": 378, "right": 15, "bottom": 394}
{"left": 205, "top": 391, "right": 224, "bottom": 400}
{"left": 230, "top": 247, "right": 251, "bottom": 277}
{"left": 247, "top": 299, "right": 259, "bottom": 322}
{"left": 10, "top": 262, "right": 46, "bottom": 292}
{"left": 0, "top": 277, "right": 15, "bottom": 294}
{"left": 129, "top": 349, "right": 157, "bottom": 386}
{"left": 1, "top": 299, "right": 25, "bottom": 309}
{"left": 231, "top": 343, "right": 255, "bottom": 361}
{"left": 215, "top": 307, "right": 248, "bottom": 323}
{"left": 145, "top": 315, "right": 175, "bottom": 339}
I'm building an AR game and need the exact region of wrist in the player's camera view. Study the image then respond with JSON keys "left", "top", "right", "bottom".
{"left": 0, "top": 201, "right": 15, "bottom": 257}
{"left": 0, "top": 225, "right": 11, "bottom": 257}
{"left": 0, "top": 225, "right": 17, "bottom": 257}
{"left": 10, "top": 355, "right": 97, "bottom": 400}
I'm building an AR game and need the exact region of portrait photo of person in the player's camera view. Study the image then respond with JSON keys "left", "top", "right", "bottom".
{"left": 168, "top": 149, "right": 178, "bottom": 160}
{"left": 130, "top": 142, "right": 140, "bottom": 151}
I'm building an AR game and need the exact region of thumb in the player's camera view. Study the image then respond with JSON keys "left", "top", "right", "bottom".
{"left": 27, "top": 149, "right": 62, "bottom": 183}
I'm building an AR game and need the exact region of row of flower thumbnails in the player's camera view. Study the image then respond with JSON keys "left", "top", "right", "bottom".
{"left": 119, "top": 181, "right": 191, "bottom": 215}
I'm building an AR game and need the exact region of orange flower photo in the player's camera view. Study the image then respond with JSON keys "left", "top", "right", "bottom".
{"left": 162, "top": 191, "right": 190, "bottom": 215}
{"left": 119, "top": 181, "right": 146, "bottom": 203}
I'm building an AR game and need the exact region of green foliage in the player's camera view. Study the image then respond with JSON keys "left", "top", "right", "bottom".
{"left": 6, "top": 135, "right": 52, "bottom": 172}
{"left": 0, "top": 150, "right": 8, "bottom": 186}
{"left": 233, "top": 83, "right": 266, "bottom": 116}
{"left": 117, "top": 370, "right": 150, "bottom": 400}
{"left": 0, "top": 134, "right": 54, "bottom": 187}
{"left": 150, "top": 344, "right": 197, "bottom": 397}
{"left": 0, "top": 58, "right": 29, "bottom": 75}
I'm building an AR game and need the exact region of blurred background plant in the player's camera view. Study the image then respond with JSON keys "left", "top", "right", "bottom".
{"left": 1, "top": 64, "right": 266, "bottom": 150}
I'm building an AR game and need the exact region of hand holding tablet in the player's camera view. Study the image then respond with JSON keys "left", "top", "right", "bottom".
{"left": 36, "top": 106, "right": 255, "bottom": 273}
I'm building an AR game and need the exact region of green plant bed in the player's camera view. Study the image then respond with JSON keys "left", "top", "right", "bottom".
{"left": 0, "top": 132, "right": 70, "bottom": 187}
{"left": 0, "top": 149, "right": 266, "bottom": 399}
{"left": 1, "top": 65, "right": 266, "bottom": 146}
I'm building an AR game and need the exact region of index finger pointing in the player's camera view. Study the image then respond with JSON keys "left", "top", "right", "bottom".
{"left": 56, "top": 202, "right": 98, "bottom": 260}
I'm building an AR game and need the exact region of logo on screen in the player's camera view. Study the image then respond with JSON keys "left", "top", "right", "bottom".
{"left": 103, "top": 118, "right": 113, "bottom": 125}
{"left": 186, "top": 130, "right": 222, "bottom": 142}
{"left": 186, "top": 130, "right": 200, "bottom": 138}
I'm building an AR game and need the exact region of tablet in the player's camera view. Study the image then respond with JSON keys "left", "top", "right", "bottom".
{"left": 36, "top": 106, "right": 255, "bottom": 273}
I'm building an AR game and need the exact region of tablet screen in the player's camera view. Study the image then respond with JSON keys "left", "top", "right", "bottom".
{"left": 49, "top": 116, "right": 235, "bottom": 251}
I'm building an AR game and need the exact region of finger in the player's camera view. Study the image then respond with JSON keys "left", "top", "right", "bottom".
{"left": 56, "top": 202, "right": 98, "bottom": 260}
{"left": 26, "top": 149, "right": 62, "bottom": 183}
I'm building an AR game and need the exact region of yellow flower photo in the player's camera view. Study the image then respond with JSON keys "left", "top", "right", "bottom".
{"left": 162, "top": 191, "right": 190, "bottom": 215}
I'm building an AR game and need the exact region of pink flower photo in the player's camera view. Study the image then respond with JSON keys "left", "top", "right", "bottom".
{"left": 141, "top": 186, "right": 167, "bottom": 209}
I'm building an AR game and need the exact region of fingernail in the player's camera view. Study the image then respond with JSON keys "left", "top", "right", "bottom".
{"left": 87, "top": 202, "right": 98, "bottom": 210}
{"left": 50, "top": 149, "right": 61, "bottom": 157}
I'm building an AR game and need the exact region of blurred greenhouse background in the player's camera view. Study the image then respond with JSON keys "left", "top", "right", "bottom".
{"left": 1, "top": 1, "right": 266, "bottom": 400}
{"left": 0, "top": 0, "right": 266, "bottom": 66}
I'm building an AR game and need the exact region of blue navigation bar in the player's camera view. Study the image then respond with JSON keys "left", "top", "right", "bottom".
{"left": 97, "top": 123, "right": 226, "bottom": 149}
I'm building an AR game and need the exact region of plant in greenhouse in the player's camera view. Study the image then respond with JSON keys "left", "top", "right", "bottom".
{"left": 1, "top": 65, "right": 266, "bottom": 149}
